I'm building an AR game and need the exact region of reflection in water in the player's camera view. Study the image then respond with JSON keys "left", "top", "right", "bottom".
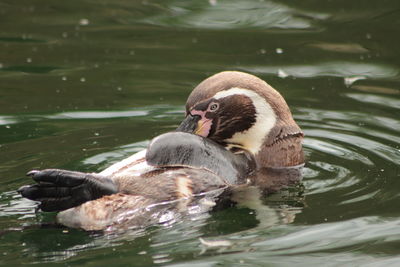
{"left": 307, "top": 42, "right": 369, "bottom": 54}
{"left": 140, "top": 0, "right": 328, "bottom": 30}
{"left": 242, "top": 62, "right": 399, "bottom": 79}
{"left": 346, "top": 93, "right": 400, "bottom": 110}
{"left": 0, "top": 105, "right": 184, "bottom": 126}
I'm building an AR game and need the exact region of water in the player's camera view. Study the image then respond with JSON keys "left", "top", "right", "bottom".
{"left": 1, "top": 0, "right": 399, "bottom": 265}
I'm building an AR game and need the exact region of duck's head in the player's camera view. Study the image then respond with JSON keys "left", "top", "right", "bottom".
{"left": 177, "top": 71, "right": 304, "bottom": 168}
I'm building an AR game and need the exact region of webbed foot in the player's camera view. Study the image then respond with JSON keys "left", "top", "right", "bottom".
{"left": 18, "top": 169, "right": 118, "bottom": 212}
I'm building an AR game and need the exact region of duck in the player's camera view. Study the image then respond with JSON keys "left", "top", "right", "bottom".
{"left": 18, "top": 71, "right": 304, "bottom": 231}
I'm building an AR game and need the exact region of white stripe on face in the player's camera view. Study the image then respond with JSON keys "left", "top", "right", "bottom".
{"left": 214, "top": 88, "right": 277, "bottom": 154}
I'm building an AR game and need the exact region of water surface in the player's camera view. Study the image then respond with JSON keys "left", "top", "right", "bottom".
{"left": 1, "top": 0, "right": 400, "bottom": 266}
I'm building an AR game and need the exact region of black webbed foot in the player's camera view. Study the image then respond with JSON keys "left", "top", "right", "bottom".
{"left": 18, "top": 169, "right": 118, "bottom": 212}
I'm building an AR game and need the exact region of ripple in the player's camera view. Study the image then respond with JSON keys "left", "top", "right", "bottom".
{"left": 140, "top": 0, "right": 328, "bottom": 30}
{"left": 0, "top": 191, "right": 36, "bottom": 217}
{"left": 298, "top": 108, "right": 400, "bottom": 164}
{"left": 346, "top": 93, "right": 400, "bottom": 110}
{"left": 0, "top": 105, "right": 184, "bottom": 126}
{"left": 82, "top": 140, "right": 149, "bottom": 167}
{"left": 304, "top": 138, "right": 373, "bottom": 165}
{"left": 298, "top": 105, "right": 400, "bottom": 208}
{"left": 252, "top": 216, "right": 400, "bottom": 255}
{"left": 46, "top": 110, "right": 149, "bottom": 120}
{"left": 241, "top": 62, "right": 399, "bottom": 79}
{"left": 307, "top": 42, "right": 369, "bottom": 54}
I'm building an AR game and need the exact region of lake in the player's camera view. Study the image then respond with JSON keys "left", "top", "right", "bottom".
{"left": 1, "top": 0, "right": 399, "bottom": 266}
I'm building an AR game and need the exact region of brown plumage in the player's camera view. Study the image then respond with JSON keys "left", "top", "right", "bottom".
{"left": 186, "top": 71, "right": 304, "bottom": 168}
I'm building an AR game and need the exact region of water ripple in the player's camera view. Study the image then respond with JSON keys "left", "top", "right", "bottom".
{"left": 0, "top": 105, "right": 184, "bottom": 126}
{"left": 140, "top": 0, "right": 328, "bottom": 30}
{"left": 241, "top": 62, "right": 399, "bottom": 79}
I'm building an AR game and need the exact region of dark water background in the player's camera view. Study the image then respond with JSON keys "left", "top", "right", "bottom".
{"left": 1, "top": 0, "right": 400, "bottom": 266}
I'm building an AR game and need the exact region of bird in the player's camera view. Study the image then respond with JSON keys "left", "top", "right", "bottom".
{"left": 18, "top": 71, "right": 304, "bottom": 231}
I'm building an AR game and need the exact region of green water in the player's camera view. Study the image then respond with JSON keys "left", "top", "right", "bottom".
{"left": 1, "top": 0, "right": 400, "bottom": 266}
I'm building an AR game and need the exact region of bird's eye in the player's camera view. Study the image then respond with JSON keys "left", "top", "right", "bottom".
{"left": 209, "top": 103, "right": 219, "bottom": 111}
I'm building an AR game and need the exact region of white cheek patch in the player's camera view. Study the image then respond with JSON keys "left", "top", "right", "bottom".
{"left": 214, "top": 88, "right": 277, "bottom": 154}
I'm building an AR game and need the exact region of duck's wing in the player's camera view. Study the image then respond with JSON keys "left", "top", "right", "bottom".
{"left": 146, "top": 132, "right": 256, "bottom": 185}
{"left": 18, "top": 169, "right": 118, "bottom": 212}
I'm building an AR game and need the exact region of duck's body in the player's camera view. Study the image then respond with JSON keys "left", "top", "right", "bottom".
{"left": 19, "top": 71, "right": 304, "bottom": 231}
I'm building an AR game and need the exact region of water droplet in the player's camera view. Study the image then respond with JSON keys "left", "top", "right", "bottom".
{"left": 129, "top": 50, "right": 135, "bottom": 55}
{"left": 62, "top": 76, "right": 67, "bottom": 81}
{"left": 0, "top": 63, "right": 3, "bottom": 69}
{"left": 276, "top": 48, "right": 283, "bottom": 54}
{"left": 62, "top": 32, "right": 68, "bottom": 38}
{"left": 259, "top": 49, "right": 266, "bottom": 54}
{"left": 26, "top": 58, "right": 32, "bottom": 63}
{"left": 79, "top": 18, "right": 89, "bottom": 26}
{"left": 94, "top": 132, "right": 100, "bottom": 136}
{"left": 80, "top": 77, "right": 86, "bottom": 82}
{"left": 366, "top": 33, "right": 372, "bottom": 39}
{"left": 117, "top": 87, "right": 122, "bottom": 91}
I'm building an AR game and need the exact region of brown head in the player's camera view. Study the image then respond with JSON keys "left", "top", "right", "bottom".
{"left": 177, "top": 71, "right": 304, "bottom": 168}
